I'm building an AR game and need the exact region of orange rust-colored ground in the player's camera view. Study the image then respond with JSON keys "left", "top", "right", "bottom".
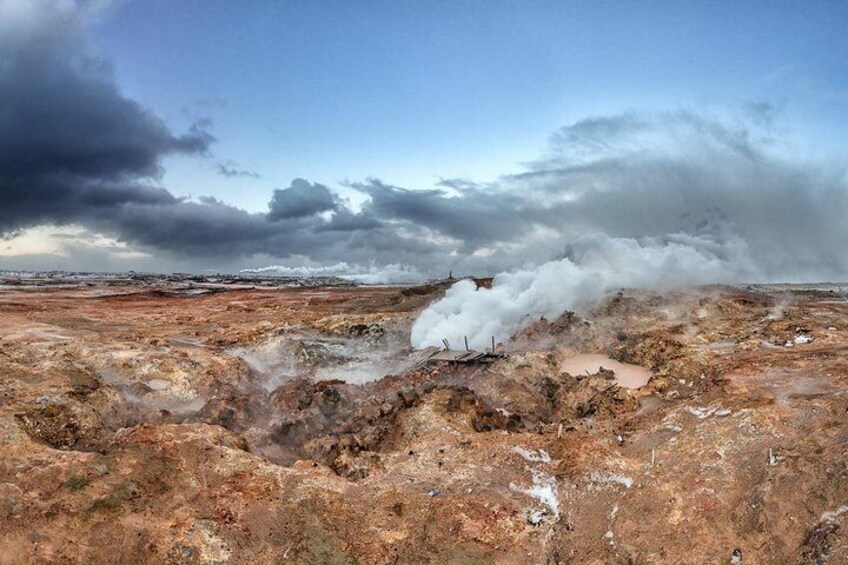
{"left": 0, "top": 280, "right": 846, "bottom": 563}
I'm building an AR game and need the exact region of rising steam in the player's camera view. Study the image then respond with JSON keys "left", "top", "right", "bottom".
{"left": 411, "top": 232, "right": 754, "bottom": 349}
{"left": 411, "top": 109, "right": 848, "bottom": 349}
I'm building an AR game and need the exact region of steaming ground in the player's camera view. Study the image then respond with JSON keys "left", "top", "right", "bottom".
{"left": 407, "top": 109, "right": 848, "bottom": 351}
{"left": 2, "top": 276, "right": 848, "bottom": 563}
{"left": 411, "top": 232, "right": 753, "bottom": 350}
{"left": 250, "top": 110, "right": 848, "bottom": 353}
{"left": 231, "top": 325, "right": 422, "bottom": 388}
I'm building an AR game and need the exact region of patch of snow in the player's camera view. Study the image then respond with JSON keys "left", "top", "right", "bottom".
{"left": 820, "top": 505, "right": 848, "bottom": 523}
{"left": 527, "top": 509, "right": 547, "bottom": 525}
{"left": 687, "top": 405, "right": 719, "bottom": 419}
{"left": 588, "top": 471, "right": 633, "bottom": 489}
{"left": 510, "top": 470, "right": 559, "bottom": 519}
{"left": 604, "top": 530, "right": 615, "bottom": 546}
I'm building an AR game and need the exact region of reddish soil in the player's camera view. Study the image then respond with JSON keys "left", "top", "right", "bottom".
{"left": 0, "top": 280, "right": 846, "bottom": 563}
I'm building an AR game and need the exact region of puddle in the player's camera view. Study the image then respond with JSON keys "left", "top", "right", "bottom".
{"left": 561, "top": 354, "right": 652, "bottom": 389}
{"left": 146, "top": 379, "right": 171, "bottom": 391}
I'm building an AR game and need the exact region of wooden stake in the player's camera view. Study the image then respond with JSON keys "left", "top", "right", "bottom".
{"left": 491, "top": 335, "right": 496, "bottom": 353}
{"left": 464, "top": 335, "right": 469, "bottom": 351}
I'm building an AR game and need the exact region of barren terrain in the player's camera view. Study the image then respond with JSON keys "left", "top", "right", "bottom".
{"left": 0, "top": 276, "right": 846, "bottom": 564}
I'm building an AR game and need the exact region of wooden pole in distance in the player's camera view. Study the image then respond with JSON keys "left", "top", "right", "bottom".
{"left": 491, "top": 336, "right": 496, "bottom": 353}
{"left": 464, "top": 336, "right": 469, "bottom": 351}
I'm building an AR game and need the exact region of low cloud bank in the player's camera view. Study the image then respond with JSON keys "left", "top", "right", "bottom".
{"left": 241, "top": 262, "right": 425, "bottom": 284}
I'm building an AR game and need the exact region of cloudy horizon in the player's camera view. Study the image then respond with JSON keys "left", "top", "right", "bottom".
{"left": 2, "top": 0, "right": 848, "bottom": 282}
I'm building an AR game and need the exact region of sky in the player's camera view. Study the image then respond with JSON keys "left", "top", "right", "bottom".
{"left": 2, "top": 0, "right": 848, "bottom": 279}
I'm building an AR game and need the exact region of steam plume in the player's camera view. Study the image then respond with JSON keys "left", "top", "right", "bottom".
{"left": 411, "top": 232, "right": 753, "bottom": 349}
{"left": 411, "top": 110, "right": 848, "bottom": 349}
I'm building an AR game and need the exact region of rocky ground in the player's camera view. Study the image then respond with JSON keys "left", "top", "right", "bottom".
{"left": 0, "top": 277, "right": 846, "bottom": 564}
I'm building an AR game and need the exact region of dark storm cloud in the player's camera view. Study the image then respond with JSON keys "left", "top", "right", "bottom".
{"left": 4, "top": 2, "right": 848, "bottom": 280}
{"left": 0, "top": 0, "right": 526, "bottom": 271}
{"left": 0, "top": 2, "right": 408, "bottom": 266}
{"left": 0, "top": 0, "right": 211, "bottom": 233}
{"left": 351, "top": 180, "right": 545, "bottom": 248}
{"left": 268, "top": 179, "right": 338, "bottom": 220}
